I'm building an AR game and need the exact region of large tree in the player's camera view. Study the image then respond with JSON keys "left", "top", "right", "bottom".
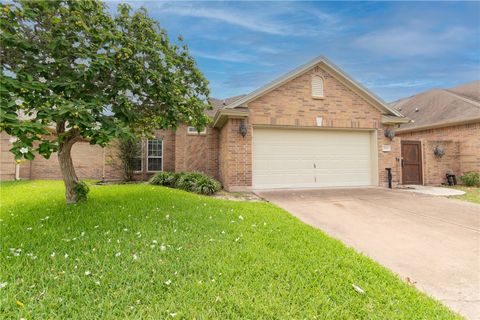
{"left": 0, "top": 0, "right": 211, "bottom": 203}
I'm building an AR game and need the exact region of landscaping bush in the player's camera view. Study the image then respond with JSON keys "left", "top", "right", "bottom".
{"left": 149, "top": 171, "right": 178, "bottom": 187}
{"left": 74, "top": 181, "right": 90, "bottom": 202}
{"left": 194, "top": 175, "right": 222, "bottom": 195}
{"left": 150, "top": 171, "right": 221, "bottom": 195}
{"left": 460, "top": 171, "right": 480, "bottom": 187}
{"left": 175, "top": 172, "right": 206, "bottom": 192}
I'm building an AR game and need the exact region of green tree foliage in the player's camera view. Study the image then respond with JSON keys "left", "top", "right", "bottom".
{"left": 0, "top": 0, "right": 211, "bottom": 203}
{"left": 117, "top": 136, "right": 142, "bottom": 182}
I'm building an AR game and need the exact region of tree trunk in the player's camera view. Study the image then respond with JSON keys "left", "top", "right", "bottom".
{"left": 58, "top": 136, "right": 80, "bottom": 204}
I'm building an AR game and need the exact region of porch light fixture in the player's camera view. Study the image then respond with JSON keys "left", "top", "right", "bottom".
{"left": 239, "top": 121, "right": 247, "bottom": 138}
{"left": 434, "top": 145, "right": 445, "bottom": 158}
{"left": 384, "top": 128, "right": 395, "bottom": 141}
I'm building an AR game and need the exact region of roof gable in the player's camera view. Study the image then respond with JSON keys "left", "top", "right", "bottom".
{"left": 224, "top": 56, "right": 404, "bottom": 118}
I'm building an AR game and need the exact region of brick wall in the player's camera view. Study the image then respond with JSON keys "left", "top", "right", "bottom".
{"left": 106, "top": 129, "right": 176, "bottom": 181}
{"left": 174, "top": 124, "right": 219, "bottom": 179}
{"left": 218, "top": 118, "right": 251, "bottom": 190}
{"left": 218, "top": 121, "right": 230, "bottom": 187}
{"left": 0, "top": 130, "right": 175, "bottom": 182}
{"left": 398, "top": 122, "right": 480, "bottom": 185}
{"left": 424, "top": 140, "right": 461, "bottom": 185}
{"left": 0, "top": 132, "right": 16, "bottom": 180}
{"left": 219, "top": 64, "right": 401, "bottom": 190}
{"left": 378, "top": 127, "right": 402, "bottom": 187}
{"left": 19, "top": 140, "right": 114, "bottom": 180}
{"left": 0, "top": 126, "right": 220, "bottom": 182}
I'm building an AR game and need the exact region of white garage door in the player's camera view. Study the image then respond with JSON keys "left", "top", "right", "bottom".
{"left": 253, "top": 128, "right": 374, "bottom": 189}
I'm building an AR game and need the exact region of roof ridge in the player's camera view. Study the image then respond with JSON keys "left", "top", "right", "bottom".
{"left": 442, "top": 89, "right": 480, "bottom": 109}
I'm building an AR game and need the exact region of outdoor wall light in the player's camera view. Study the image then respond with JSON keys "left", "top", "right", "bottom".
{"left": 239, "top": 121, "right": 248, "bottom": 138}
{"left": 434, "top": 145, "right": 445, "bottom": 158}
{"left": 384, "top": 128, "right": 395, "bottom": 141}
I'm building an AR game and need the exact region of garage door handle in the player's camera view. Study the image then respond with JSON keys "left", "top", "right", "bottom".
{"left": 313, "top": 163, "right": 316, "bottom": 168}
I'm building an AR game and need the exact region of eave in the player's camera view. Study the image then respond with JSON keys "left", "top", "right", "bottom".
{"left": 396, "top": 117, "right": 480, "bottom": 134}
{"left": 381, "top": 115, "right": 411, "bottom": 125}
{"left": 212, "top": 109, "right": 249, "bottom": 128}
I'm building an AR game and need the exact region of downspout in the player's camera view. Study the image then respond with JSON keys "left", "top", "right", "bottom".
{"left": 15, "top": 162, "right": 20, "bottom": 180}
{"left": 102, "top": 147, "right": 106, "bottom": 183}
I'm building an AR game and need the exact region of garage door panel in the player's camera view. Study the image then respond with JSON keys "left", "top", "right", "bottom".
{"left": 253, "top": 128, "right": 373, "bottom": 189}
{"left": 255, "top": 159, "right": 314, "bottom": 170}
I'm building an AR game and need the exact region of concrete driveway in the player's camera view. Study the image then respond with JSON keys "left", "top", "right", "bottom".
{"left": 256, "top": 188, "right": 480, "bottom": 319}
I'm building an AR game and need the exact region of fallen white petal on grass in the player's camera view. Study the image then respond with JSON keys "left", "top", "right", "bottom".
{"left": 0, "top": 282, "right": 7, "bottom": 289}
{"left": 352, "top": 284, "right": 365, "bottom": 294}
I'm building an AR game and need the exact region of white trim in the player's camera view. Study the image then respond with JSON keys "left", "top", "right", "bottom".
{"left": 311, "top": 74, "right": 325, "bottom": 99}
{"left": 133, "top": 141, "right": 144, "bottom": 173}
{"left": 187, "top": 126, "right": 207, "bottom": 135}
{"left": 146, "top": 139, "right": 163, "bottom": 172}
{"left": 370, "top": 130, "right": 379, "bottom": 186}
{"left": 223, "top": 55, "right": 404, "bottom": 117}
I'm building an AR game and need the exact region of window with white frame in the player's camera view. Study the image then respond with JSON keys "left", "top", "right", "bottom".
{"left": 131, "top": 141, "right": 143, "bottom": 172}
{"left": 147, "top": 139, "right": 162, "bottom": 171}
{"left": 187, "top": 126, "right": 207, "bottom": 135}
{"left": 311, "top": 75, "right": 324, "bottom": 98}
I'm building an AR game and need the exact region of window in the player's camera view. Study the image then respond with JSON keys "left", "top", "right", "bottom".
{"left": 147, "top": 139, "right": 162, "bottom": 172}
{"left": 187, "top": 126, "right": 207, "bottom": 135}
{"left": 132, "top": 141, "right": 143, "bottom": 172}
{"left": 311, "top": 75, "right": 324, "bottom": 98}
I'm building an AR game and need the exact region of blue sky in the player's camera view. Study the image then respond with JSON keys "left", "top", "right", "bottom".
{"left": 108, "top": 1, "right": 480, "bottom": 102}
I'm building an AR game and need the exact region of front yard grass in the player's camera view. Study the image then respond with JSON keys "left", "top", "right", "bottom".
{"left": 0, "top": 180, "right": 459, "bottom": 319}
{"left": 449, "top": 186, "right": 480, "bottom": 204}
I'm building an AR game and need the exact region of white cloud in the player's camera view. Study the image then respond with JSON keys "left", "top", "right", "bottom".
{"left": 191, "top": 50, "right": 255, "bottom": 63}
{"left": 156, "top": 3, "right": 336, "bottom": 36}
{"left": 367, "top": 80, "right": 435, "bottom": 89}
{"left": 354, "top": 26, "right": 472, "bottom": 56}
{"left": 191, "top": 50, "right": 273, "bottom": 66}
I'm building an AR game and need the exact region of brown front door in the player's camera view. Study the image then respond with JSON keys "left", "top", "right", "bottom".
{"left": 401, "top": 141, "right": 423, "bottom": 185}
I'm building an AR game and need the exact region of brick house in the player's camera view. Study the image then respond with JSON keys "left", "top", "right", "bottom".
{"left": 394, "top": 81, "right": 480, "bottom": 185}
{"left": 2, "top": 56, "right": 414, "bottom": 189}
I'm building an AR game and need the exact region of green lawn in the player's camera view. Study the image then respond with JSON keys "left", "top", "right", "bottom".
{"left": 0, "top": 181, "right": 459, "bottom": 319}
{"left": 448, "top": 186, "right": 480, "bottom": 204}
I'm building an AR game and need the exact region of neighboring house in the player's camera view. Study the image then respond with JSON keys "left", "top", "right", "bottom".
{"left": 1, "top": 56, "right": 411, "bottom": 190}
{"left": 394, "top": 81, "right": 480, "bottom": 185}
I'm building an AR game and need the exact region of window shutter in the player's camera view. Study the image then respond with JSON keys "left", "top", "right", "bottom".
{"left": 312, "top": 76, "right": 324, "bottom": 98}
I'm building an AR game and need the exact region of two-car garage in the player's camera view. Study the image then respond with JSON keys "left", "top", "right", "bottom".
{"left": 252, "top": 128, "right": 377, "bottom": 190}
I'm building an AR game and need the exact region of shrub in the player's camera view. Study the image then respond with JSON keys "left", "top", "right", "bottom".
{"left": 194, "top": 175, "right": 222, "bottom": 195}
{"left": 460, "top": 171, "right": 480, "bottom": 187}
{"left": 149, "top": 171, "right": 221, "bottom": 195}
{"left": 175, "top": 172, "right": 205, "bottom": 192}
{"left": 74, "top": 181, "right": 90, "bottom": 202}
{"left": 150, "top": 171, "right": 177, "bottom": 187}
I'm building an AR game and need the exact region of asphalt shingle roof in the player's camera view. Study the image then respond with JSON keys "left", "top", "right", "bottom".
{"left": 392, "top": 81, "right": 480, "bottom": 130}
{"left": 207, "top": 94, "right": 246, "bottom": 117}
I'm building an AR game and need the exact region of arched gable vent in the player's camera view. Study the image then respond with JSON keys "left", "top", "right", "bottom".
{"left": 311, "top": 75, "right": 324, "bottom": 98}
